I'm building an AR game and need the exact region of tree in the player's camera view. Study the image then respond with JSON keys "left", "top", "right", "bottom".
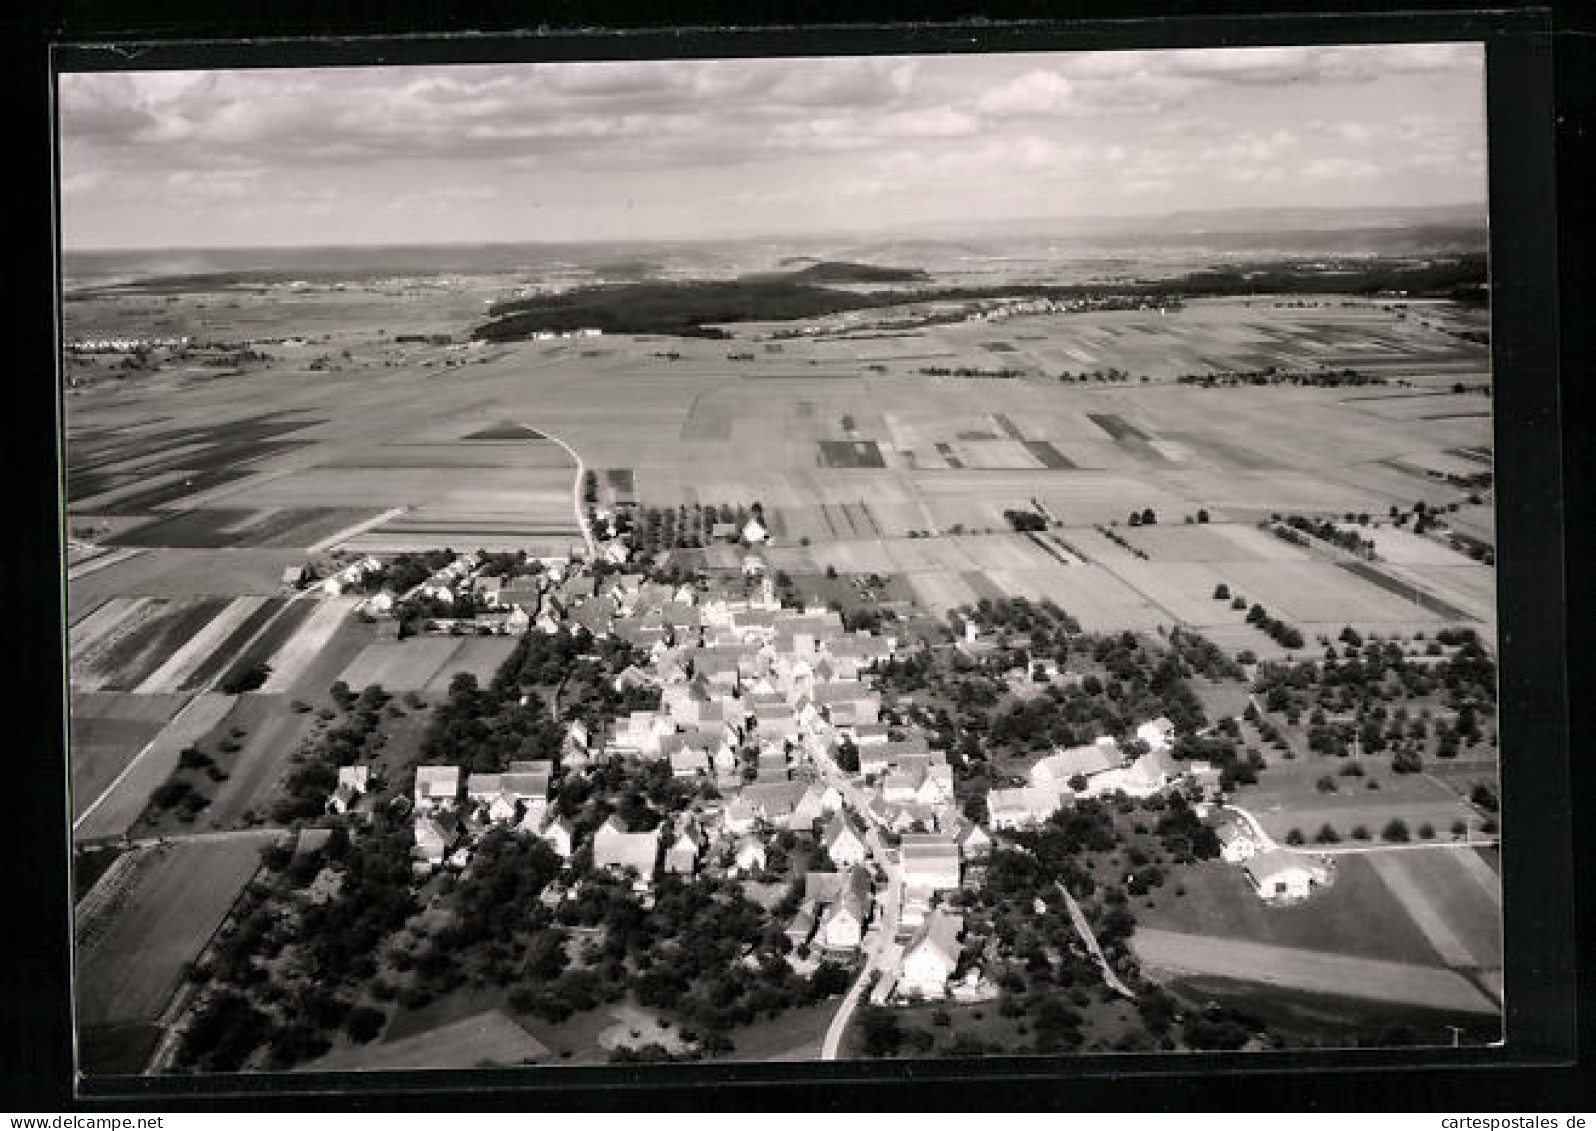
{"left": 1382, "top": 818, "right": 1411, "bottom": 843}
{"left": 1140, "top": 508, "right": 1157, "bottom": 526}
{"left": 1212, "top": 583, "right": 1230, "bottom": 601}
{"left": 1313, "top": 823, "right": 1341, "bottom": 844}
{"left": 1284, "top": 828, "right": 1305, "bottom": 846}
{"left": 1196, "top": 509, "right": 1210, "bottom": 523}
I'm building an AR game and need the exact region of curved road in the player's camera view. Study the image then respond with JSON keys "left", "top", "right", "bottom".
{"left": 539, "top": 428, "right": 596, "bottom": 560}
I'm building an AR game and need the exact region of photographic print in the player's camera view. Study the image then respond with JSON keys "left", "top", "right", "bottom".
{"left": 58, "top": 42, "right": 1503, "bottom": 1079}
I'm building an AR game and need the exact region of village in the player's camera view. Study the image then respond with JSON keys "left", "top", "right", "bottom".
{"left": 297, "top": 502, "right": 1344, "bottom": 1046}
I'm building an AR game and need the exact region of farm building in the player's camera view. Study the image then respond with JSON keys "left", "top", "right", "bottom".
{"left": 1243, "top": 849, "right": 1334, "bottom": 904}
{"left": 1030, "top": 738, "right": 1125, "bottom": 791}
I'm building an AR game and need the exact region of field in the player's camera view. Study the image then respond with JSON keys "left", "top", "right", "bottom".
{"left": 62, "top": 266, "right": 1500, "bottom": 1065}
{"left": 310, "top": 1010, "right": 549, "bottom": 1071}
{"left": 1138, "top": 857, "right": 1443, "bottom": 966}
{"left": 68, "top": 692, "right": 188, "bottom": 820}
{"left": 73, "top": 693, "right": 237, "bottom": 843}
{"left": 1131, "top": 928, "right": 1498, "bottom": 1016}
{"left": 75, "top": 839, "right": 265, "bottom": 1030}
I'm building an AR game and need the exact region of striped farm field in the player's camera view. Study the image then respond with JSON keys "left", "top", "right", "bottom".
{"left": 178, "top": 597, "right": 288, "bottom": 691}
{"left": 73, "top": 597, "right": 234, "bottom": 694}
{"left": 258, "top": 597, "right": 361, "bottom": 693}
{"left": 987, "top": 563, "right": 1169, "bottom": 632}
{"left": 132, "top": 595, "right": 269, "bottom": 694}
{"left": 908, "top": 572, "right": 981, "bottom": 614}
{"left": 215, "top": 600, "right": 319, "bottom": 689}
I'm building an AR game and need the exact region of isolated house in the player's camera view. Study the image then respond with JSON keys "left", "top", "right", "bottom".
{"left": 899, "top": 908, "right": 963, "bottom": 998}
{"left": 1243, "top": 849, "right": 1332, "bottom": 903}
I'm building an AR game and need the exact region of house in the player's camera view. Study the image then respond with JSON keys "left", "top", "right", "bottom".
{"left": 413, "top": 811, "right": 462, "bottom": 869}
{"left": 785, "top": 900, "right": 818, "bottom": 947}
{"left": 326, "top": 765, "right": 370, "bottom": 815}
{"left": 732, "top": 834, "right": 767, "bottom": 873}
{"left": 711, "top": 522, "right": 739, "bottom": 542}
{"left": 818, "top": 867, "right": 872, "bottom": 950}
{"left": 1136, "top": 716, "right": 1177, "bottom": 752}
{"left": 539, "top": 815, "right": 576, "bottom": 858}
{"left": 789, "top": 783, "right": 829, "bottom": 831}
{"left": 1214, "top": 811, "right": 1264, "bottom": 863}
{"left": 564, "top": 720, "right": 591, "bottom": 760}
{"left": 281, "top": 565, "right": 310, "bottom": 587}
{"left": 1029, "top": 738, "right": 1124, "bottom": 792}
{"left": 664, "top": 824, "right": 705, "bottom": 876}
{"left": 987, "top": 786, "right": 1063, "bottom": 830}
{"left": 721, "top": 797, "right": 760, "bottom": 836}
{"left": 1081, "top": 746, "right": 1183, "bottom": 799}
{"left": 742, "top": 516, "right": 769, "bottom": 545}
{"left": 1243, "top": 849, "right": 1333, "bottom": 903}
{"left": 899, "top": 833, "right": 961, "bottom": 890}
{"left": 413, "top": 765, "right": 461, "bottom": 810}
{"left": 741, "top": 779, "right": 809, "bottom": 825}
{"left": 821, "top": 811, "right": 869, "bottom": 867}
{"left": 955, "top": 821, "right": 993, "bottom": 859}
{"left": 899, "top": 908, "right": 964, "bottom": 998}
{"left": 592, "top": 817, "right": 661, "bottom": 887}
{"left": 669, "top": 746, "right": 710, "bottom": 778}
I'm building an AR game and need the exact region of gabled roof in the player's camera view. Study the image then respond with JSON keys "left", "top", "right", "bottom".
{"left": 1033, "top": 740, "right": 1123, "bottom": 783}
{"left": 822, "top": 810, "right": 866, "bottom": 849}
{"left": 415, "top": 765, "right": 461, "bottom": 798}
{"left": 593, "top": 821, "right": 660, "bottom": 875}
{"left": 904, "top": 908, "right": 963, "bottom": 970}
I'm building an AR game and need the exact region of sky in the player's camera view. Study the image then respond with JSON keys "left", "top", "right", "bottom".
{"left": 58, "top": 44, "right": 1487, "bottom": 249}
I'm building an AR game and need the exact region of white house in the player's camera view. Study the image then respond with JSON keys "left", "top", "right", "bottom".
{"left": 539, "top": 815, "right": 576, "bottom": 858}
{"left": 822, "top": 811, "right": 869, "bottom": 868}
{"left": 1030, "top": 738, "right": 1124, "bottom": 793}
{"left": 1136, "top": 716, "right": 1177, "bottom": 753}
{"left": 732, "top": 834, "right": 768, "bottom": 873}
{"left": 812, "top": 866, "right": 872, "bottom": 951}
{"left": 742, "top": 517, "right": 770, "bottom": 545}
{"left": 900, "top": 833, "right": 961, "bottom": 891}
{"left": 592, "top": 817, "right": 661, "bottom": 888}
{"left": 1243, "top": 849, "right": 1333, "bottom": 903}
{"left": 413, "top": 765, "right": 461, "bottom": 810}
{"left": 899, "top": 908, "right": 963, "bottom": 998}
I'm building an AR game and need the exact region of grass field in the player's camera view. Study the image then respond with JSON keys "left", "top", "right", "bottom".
{"left": 68, "top": 692, "right": 188, "bottom": 821}
{"left": 1132, "top": 928, "right": 1497, "bottom": 1016}
{"left": 310, "top": 1010, "right": 549, "bottom": 1071}
{"left": 73, "top": 693, "right": 237, "bottom": 843}
{"left": 335, "top": 637, "right": 471, "bottom": 692}
{"left": 257, "top": 597, "right": 360, "bottom": 693}
{"left": 75, "top": 839, "right": 263, "bottom": 1028}
{"left": 1138, "top": 857, "right": 1442, "bottom": 966}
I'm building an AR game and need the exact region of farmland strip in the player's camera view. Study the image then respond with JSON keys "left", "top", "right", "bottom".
{"left": 1336, "top": 560, "right": 1475, "bottom": 621}
{"left": 101, "top": 598, "right": 234, "bottom": 693}
{"left": 179, "top": 598, "right": 287, "bottom": 691}
{"left": 218, "top": 600, "right": 318, "bottom": 687}
{"left": 259, "top": 598, "right": 360, "bottom": 693}
{"left": 133, "top": 596, "right": 268, "bottom": 694}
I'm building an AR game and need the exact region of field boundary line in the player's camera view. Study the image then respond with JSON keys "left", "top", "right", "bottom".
{"left": 305, "top": 506, "right": 409, "bottom": 554}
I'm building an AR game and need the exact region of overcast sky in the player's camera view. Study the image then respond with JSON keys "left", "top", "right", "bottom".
{"left": 58, "top": 44, "right": 1486, "bottom": 249}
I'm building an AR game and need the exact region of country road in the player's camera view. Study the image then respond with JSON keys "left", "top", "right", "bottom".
{"left": 812, "top": 743, "right": 903, "bottom": 1060}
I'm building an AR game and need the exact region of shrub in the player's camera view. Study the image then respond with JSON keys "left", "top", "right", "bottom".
{"left": 1381, "top": 819, "right": 1411, "bottom": 843}
{"left": 1313, "top": 824, "right": 1341, "bottom": 844}
{"left": 1284, "top": 829, "right": 1305, "bottom": 846}
{"left": 220, "top": 663, "right": 271, "bottom": 695}
{"left": 1351, "top": 824, "right": 1371, "bottom": 841}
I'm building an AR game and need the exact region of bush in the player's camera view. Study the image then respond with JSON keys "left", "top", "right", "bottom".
{"left": 1284, "top": 828, "right": 1304, "bottom": 846}
{"left": 220, "top": 662, "right": 272, "bottom": 695}
{"left": 1417, "top": 822, "right": 1435, "bottom": 840}
{"left": 1313, "top": 824, "right": 1341, "bottom": 844}
{"left": 1382, "top": 819, "right": 1411, "bottom": 843}
{"left": 1351, "top": 824, "right": 1371, "bottom": 841}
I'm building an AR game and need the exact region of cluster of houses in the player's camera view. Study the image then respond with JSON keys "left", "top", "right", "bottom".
{"left": 986, "top": 718, "right": 1220, "bottom": 830}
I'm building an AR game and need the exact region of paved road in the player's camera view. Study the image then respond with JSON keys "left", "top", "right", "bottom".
{"left": 812, "top": 742, "right": 904, "bottom": 1060}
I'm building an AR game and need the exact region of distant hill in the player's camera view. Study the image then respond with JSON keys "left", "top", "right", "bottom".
{"left": 750, "top": 261, "right": 930, "bottom": 285}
